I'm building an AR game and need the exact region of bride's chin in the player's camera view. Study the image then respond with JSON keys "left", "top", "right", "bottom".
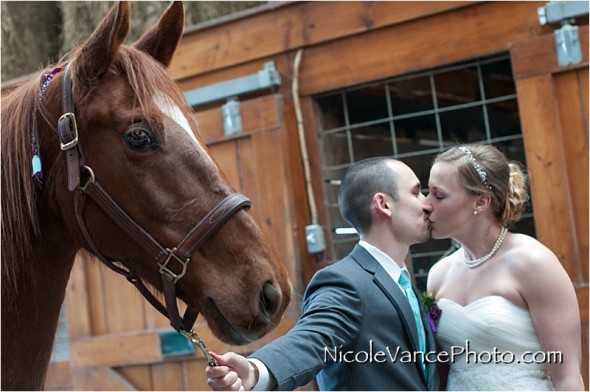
{"left": 430, "top": 228, "right": 446, "bottom": 240}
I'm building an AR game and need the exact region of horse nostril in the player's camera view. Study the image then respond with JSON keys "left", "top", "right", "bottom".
{"left": 259, "top": 281, "right": 281, "bottom": 317}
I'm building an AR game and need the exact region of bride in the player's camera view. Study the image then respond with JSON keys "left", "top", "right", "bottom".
{"left": 425, "top": 144, "right": 583, "bottom": 390}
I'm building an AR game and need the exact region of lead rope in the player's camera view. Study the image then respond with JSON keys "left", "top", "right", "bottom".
{"left": 180, "top": 330, "right": 218, "bottom": 367}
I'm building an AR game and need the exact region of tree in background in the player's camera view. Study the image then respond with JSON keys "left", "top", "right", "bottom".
{"left": 1, "top": 1, "right": 264, "bottom": 82}
{"left": 1, "top": 1, "right": 62, "bottom": 82}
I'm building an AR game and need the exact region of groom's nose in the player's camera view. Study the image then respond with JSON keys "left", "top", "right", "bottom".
{"left": 422, "top": 193, "right": 432, "bottom": 214}
{"left": 422, "top": 198, "right": 433, "bottom": 214}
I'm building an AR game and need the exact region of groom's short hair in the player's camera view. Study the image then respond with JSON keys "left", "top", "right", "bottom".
{"left": 338, "top": 157, "right": 399, "bottom": 235}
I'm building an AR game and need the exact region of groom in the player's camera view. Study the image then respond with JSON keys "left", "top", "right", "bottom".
{"left": 206, "top": 157, "right": 439, "bottom": 391}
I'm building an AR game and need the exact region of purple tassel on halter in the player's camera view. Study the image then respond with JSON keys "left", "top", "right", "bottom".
{"left": 32, "top": 67, "right": 62, "bottom": 180}
{"left": 39, "top": 67, "right": 61, "bottom": 97}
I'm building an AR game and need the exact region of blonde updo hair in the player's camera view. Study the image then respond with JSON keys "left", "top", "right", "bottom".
{"left": 434, "top": 144, "right": 529, "bottom": 225}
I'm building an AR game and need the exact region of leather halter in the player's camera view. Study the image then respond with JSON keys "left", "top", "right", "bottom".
{"left": 56, "top": 63, "right": 251, "bottom": 335}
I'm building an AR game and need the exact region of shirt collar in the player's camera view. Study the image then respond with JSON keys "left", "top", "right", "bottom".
{"left": 358, "top": 240, "right": 407, "bottom": 283}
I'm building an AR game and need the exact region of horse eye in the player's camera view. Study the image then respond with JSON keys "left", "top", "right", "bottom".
{"left": 124, "top": 126, "right": 159, "bottom": 150}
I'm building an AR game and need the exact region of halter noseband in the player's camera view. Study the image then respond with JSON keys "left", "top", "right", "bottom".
{"left": 55, "top": 64, "right": 249, "bottom": 363}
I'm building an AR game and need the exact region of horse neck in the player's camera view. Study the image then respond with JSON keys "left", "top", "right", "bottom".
{"left": 1, "top": 192, "right": 79, "bottom": 390}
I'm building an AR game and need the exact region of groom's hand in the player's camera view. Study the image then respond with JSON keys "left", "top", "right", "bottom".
{"left": 206, "top": 352, "right": 259, "bottom": 391}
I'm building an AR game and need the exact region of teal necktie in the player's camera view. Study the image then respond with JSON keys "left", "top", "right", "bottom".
{"left": 399, "top": 270, "right": 427, "bottom": 378}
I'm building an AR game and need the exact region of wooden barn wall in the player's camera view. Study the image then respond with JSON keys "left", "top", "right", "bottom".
{"left": 39, "top": 1, "right": 588, "bottom": 390}
{"left": 511, "top": 24, "right": 589, "bottom": 389}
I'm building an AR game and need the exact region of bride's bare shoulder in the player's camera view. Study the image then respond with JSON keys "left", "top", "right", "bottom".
{"left": 427, "top": 248, "right": 461, "bottom": 293}
{"left": 505, "top": 232, "right": 558, "bottom": 270}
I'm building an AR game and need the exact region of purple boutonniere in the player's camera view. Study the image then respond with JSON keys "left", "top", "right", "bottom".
{"left": 421, "top": 291, "right": 442, "bottom": 334}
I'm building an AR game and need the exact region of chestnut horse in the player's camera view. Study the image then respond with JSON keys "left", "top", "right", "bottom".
{"left": 1, "top": 2, "right": 291, "bottom": 389}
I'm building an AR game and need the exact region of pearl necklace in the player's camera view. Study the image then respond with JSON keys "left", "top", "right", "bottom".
{"left": 462, "top": 227, "right": 508, "bottom": 269}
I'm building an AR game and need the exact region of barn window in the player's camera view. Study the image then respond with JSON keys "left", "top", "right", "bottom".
{"left": 314, "top": 54, "right": 536, "bottom": 290}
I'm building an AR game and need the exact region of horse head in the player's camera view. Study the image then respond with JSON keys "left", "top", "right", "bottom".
{"left": 51, "top": 1, "right": 291, "bottom": 344}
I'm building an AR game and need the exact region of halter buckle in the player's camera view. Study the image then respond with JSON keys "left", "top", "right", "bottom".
{"left": 58, "top": 112, "right": 79, "bottom": 150}
{"left": 160, "top": 247, "right": 189, "bottom": 283}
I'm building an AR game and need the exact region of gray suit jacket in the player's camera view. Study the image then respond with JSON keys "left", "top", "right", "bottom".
{"left": 251, "top": 245, "right": 440, "bottom": 390}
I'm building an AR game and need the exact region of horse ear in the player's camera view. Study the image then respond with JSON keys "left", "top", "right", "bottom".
{"left": 74, "top": 2, "right": 130, "bottom": 89}
{"left": 133, "top": 1, "right": 184, "bottom": 67}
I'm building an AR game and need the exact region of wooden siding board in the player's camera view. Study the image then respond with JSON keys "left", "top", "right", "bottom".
{"left": 236, "top": 136, "right": 258, "bottom": 204}
{"left": 172, "top": 8, "right": 302, "bottom": 81}
{"left": 45, "top": 361, "right": 73, "bottom": 391}
{"left": 116, "top": 367, "right": 151, "bottom": 391}
{"left": 210, "top": 141, "right": 241, "bottom": 190}
{"left": 248, "top": 130, "right": 294, "bottom": 269}
{"left": 84, "top": 257, "right": 109, "bottom": 336}
{"left": 71, "top": 367, "right": 138, "bottom": 391}
{"left": 101, "top": 271, "right": 146, "bottom": 334}
{"left": 170, "top": 1, "right": 476, "bottom": 82}
{"left": 304, "top": 1, "right": 476, "bottom": 44}
{"left": 144, "top": 292, "right": 171, "bottom": 330}
{"left": 65, "top": 256, "right": 92, "bottom": 340}
{"left": 150, "top": 362, "right": 185, "bottom": 391}
{"left": 70, "top": 332, "right": 162, "bottom": 368}
{"left": 298, "top": 1, "right": 550, "bottom": 96}
{"left": 516, "top": 75, "right": 580, "bottom": 276}
{"left": 555, "top": 70, "right": 589, "bottom": 284}
{"left": 582, "top": 68, "right": 589, "bottom": 125}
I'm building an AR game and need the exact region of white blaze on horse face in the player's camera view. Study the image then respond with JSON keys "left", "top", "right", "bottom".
{"left": 153, "top": 93, "right": 214, "bottom": 164}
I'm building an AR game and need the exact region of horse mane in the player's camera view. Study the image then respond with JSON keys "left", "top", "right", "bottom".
{"left": 1, "top": 46, "right": 198, "bottom": 297}
{"left": 1, "top": 70, "right": 48, "bottom": 296}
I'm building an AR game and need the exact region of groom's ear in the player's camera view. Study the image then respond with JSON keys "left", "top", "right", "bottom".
{"left": 373, "top": 193, "right": 394, "bottom": 218}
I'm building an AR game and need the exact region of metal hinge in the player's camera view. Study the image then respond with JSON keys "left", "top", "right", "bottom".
{"left": 538, "top": 1, "right": 589, "bottom": 66}
{"left": 222, "top": 97, "right": 242, "bottom": 135}
{"left": 554, "top": 23, "right": 582, "bottom": 66}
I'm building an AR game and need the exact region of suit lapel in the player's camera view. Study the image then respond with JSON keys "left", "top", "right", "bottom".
{"left": 350, "top": 245, "right": 421, "bottom": 355}
{"left": 373, "top": 267, "right": 421, "bottom": 353}
{"left": 350, "top": 245, "right": 438, "bottom": 386}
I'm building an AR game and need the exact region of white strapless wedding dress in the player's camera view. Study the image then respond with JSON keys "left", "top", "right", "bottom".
{"left": 436, "top": 296, "right": 553, "bottom": 390}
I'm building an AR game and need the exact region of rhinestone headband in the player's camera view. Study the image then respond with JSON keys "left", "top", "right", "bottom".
{"left": 458, "top": 146, "right": 493, "bottom": 191}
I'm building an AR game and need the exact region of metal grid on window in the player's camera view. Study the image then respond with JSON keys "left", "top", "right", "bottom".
{"left": 314, "top": 54, "right": 535, "bottom": 290}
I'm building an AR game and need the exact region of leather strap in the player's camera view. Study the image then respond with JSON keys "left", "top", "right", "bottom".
{"left": 176, "top": 193, "right": 252, "bottom": 260}
{"left": 57, "top": 64, "right": 82, "bottom": 191}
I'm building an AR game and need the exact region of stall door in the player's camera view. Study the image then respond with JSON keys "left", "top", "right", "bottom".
{"left": 511, "top": 24, "right": 588, "bottom": 388}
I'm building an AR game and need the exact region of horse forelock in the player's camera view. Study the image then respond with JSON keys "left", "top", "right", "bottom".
{"left": 111, "top": 47, "right": 198, "bottom": 131}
